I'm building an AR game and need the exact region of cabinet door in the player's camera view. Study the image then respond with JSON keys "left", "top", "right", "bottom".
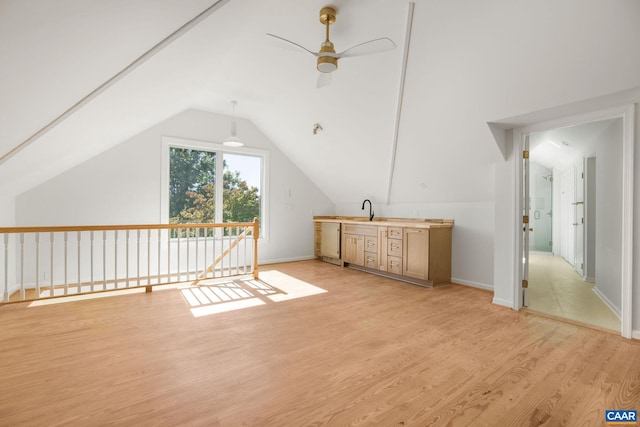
{"left": 343, "top": 234, "right": 365, "bottom": 266}
{"left": 320, "top": 222, "right": 341, "bottom": 258}
{"left": 403, "top": 228, "right": 429, "bottom": 280}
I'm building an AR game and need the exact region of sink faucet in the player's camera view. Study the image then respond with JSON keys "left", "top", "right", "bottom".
{"left": 362, "top": 199, "right": 374, "bottom": 221}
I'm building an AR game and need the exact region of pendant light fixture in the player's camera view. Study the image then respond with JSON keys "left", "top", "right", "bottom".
{"left": 223, "top": 100, "right": 243, "bottom": 147}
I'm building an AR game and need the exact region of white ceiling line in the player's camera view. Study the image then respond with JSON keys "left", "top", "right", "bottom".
{"left": 385, "top": 1, "right": 415, "bottom": 205}
{"left": 0, "top": 0, "right": 232, "bottom": 166}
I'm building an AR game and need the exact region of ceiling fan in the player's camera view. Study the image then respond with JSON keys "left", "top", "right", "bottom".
{"left": 267, "top": 6, "right": 396, "bottom": 87}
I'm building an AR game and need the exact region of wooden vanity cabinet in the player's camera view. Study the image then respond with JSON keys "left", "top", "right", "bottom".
{"left": 342, "top": 224, "right": 377, "bottom": 268}
{"left": 314, "top": 217, "right": 453, "bottom": 287}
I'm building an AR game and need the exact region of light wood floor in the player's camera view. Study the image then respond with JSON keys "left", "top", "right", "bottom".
{"left": 1, "top": 260, "right": 639, "bottom": 426}
{"left": 528, "top": 253, "right": 620, "bottom": 331}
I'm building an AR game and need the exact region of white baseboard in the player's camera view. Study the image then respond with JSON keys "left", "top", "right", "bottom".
{"left": 452, "top": 277, "right": 493, "bottom": 291}
{"left": 260, "top": 255, "right": 317, "bottom": 265}
{"left": 592, "top": 287, "right": 621, "bottom": 320}
{"left": 492, "top": 296, "right": 514, "bottom": 309}
{"left": 632, "top": 330, "right": 640, "bottom": 340}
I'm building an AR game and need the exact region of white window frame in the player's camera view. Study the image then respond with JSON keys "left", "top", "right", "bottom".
{"left": 160, "top": 136, "right": 269, "bottom": 241}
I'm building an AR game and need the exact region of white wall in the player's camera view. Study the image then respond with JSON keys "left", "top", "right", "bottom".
{"left": 0, "top": 196, "right": 15, "bottom": 226}
{"left": 15, "top": 109, "right": 334, "bottom": 264}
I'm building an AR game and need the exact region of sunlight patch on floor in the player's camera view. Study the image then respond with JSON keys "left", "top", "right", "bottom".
{"left": 180, "top": 270, "right": 327, "bottom": 317}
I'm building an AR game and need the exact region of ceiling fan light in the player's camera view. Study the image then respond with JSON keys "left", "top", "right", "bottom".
{"left": 317, "top": 56, "right": 337, "bottom": 73}
{"left": 223, "top": 136, "right": 243, "bottom": 147}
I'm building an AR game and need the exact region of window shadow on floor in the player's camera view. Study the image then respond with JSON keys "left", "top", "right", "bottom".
{"left": 179, "top": 269, "right": 327, "bottom": 317}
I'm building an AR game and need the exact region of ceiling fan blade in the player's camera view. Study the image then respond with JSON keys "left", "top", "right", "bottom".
{"left": 337, "top": 37, "right": 396, "bottom": 58}
{"left": 266, "top": 33, "right": 319, "bottom": 56}
{"left": 317, "top": 72, "right": 332, "bottom": 88}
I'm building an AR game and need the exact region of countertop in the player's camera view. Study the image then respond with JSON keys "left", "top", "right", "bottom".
{"left": 313, "top": 216, "right": 454, "bottom": 229}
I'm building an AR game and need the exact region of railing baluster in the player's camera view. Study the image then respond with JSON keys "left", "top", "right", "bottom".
{"left": 203, "top": 227, "right": 208, "bottom": 280}
{"left": 235, "top": 226, "right": 239, "bottom": 276}
{"left": 19, "top": 233, "right": 24, "bottom": 300}
{"left": 147, "top": 229, "right": 151, "bottom": 286}
{"left": 167, "top": 229, "right": 171, "bottom": 282}
{"left": 50, "top": 232, "right": 54, "bottom": 295}
{"left": 103, "top": 230, "right": 107, "bottom": 290}
{"left": 77, "top": 231, "right": 81, "bottom": 294}
{"left": 136, "top": 229, "right": 140, "bottom": 287}
{"left": 112, "top": 230, "right": 117, "bottom": 290}
{"left": 3, "top": 234, "right": 8, "bottom": 302}
{"left": 157, "top": 229, "right": 161, "bottom": 285}
{"left": 220, "top": 228, "right": 225, "bottom": 277}
{"left": 212, "top": 228, "right": 217, "bottom": 278}
{"left": 177, "top": 230, "right": 181, "bottom": 282}
{"left": 35, "top": 233, "right": 40, "bottom": 298}
{"left": 186, "top": 227, "right": 190, "bottom": 281}
{"left": 195, "top": 228, "right": 199, "bottom": 283}
{"left": 90, "top": 231, "right": 94, "bottom": 292}
{"left": 64, "top": 231, "right": 68, "bottom": 295}
{"left": 243, "top": 226, "right": 247, "bottom": 275}
{"left": 126, "top": 230, "right": 130, "bottom": 287}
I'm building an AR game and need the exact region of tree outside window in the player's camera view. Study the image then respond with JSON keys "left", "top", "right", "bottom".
{"left": 169, "top": 147, "right": 261, "bottom": 226}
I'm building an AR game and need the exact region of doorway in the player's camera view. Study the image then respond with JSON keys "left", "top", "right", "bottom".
{"left": 524, "top": 117, "right": 623, "bottom": 332}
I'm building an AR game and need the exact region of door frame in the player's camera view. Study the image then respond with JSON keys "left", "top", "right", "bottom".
{"left": 511, "top": 104, "right": 635, "bottom": 338}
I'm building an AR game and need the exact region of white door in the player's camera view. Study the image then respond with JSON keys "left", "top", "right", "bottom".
{"left": 575, "top": 161, "right": 585, "bottom": 277}
{"left": 560, "top": 168, "right": 575, "bottom": 266}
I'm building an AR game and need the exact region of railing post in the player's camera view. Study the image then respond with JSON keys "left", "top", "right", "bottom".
{"left": 253, "top": 218, "right": 259, "bottom": 279}
{"left": 3, "top": 234, "right": 8, "bottom": 302}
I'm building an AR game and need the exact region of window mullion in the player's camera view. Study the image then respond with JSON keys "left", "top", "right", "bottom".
{"left": 215, "top": 151, "right": 224, "bottom": 223}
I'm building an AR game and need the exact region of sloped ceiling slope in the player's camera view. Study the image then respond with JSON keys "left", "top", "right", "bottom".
{"left": 0, "top": 0, "right": 407, "bottom": 202}
{"left": 1, "top": 0, "right": 640, "bottom": 207}
{"left": 0, "top": 0, "right": 215, "bottom": 195}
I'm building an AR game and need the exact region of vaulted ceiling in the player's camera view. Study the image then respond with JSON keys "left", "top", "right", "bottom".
{"left": 2, "top": 0, "right": 640, "bottom": 205}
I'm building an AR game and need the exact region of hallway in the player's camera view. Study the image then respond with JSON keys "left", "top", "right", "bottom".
{"left": 528, "top": 253, "right": 620, "bottom": 332}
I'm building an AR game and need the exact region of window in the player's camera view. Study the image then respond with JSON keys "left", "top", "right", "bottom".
{"left": 162, "top": 137, "right": 267, "bottom": 232}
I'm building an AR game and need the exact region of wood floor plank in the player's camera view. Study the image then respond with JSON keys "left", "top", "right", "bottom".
{"left": 0, "top": 260, "right": 638, "bottom": 426}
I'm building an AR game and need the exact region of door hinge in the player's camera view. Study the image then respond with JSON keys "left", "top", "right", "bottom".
{"left": 523, "top": 215, "right": 529, "bottom": 224}
{"left": 581, "top": 263, "right": 584, "bottom": 270}
{"left": 523, "top": 150, "right": 529, "bottom": 159}
{"left": 522, "top": 279, "right": 528, "bottom": 288}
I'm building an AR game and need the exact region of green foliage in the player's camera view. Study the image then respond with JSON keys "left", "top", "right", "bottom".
{"left": 169, "top": 147, "right": 216, "bottom": 221}
{"left": 169, "top": 147, "right": 260, "bottom": 225}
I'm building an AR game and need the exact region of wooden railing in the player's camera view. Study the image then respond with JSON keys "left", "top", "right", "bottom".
{"left": 0, "top": 219, "right": 259, "bottom": 303}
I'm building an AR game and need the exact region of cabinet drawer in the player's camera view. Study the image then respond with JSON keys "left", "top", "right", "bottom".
{"left": 387, "top": 238, "right": 403, "bottom": 257}
{"left": 364, "top": 236, "right": 378, "bottom": 252}
{"left": 343, "top": 224, "right": 377, "bottom": 236}
{"left": 388, "top": 256, "right": 402, "bottom": 275}
{"left": 364, "top": 253, "right": 378, "bottom": 269}
{"left": 388, "top": 227, "right": 403, "bottom": 240}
